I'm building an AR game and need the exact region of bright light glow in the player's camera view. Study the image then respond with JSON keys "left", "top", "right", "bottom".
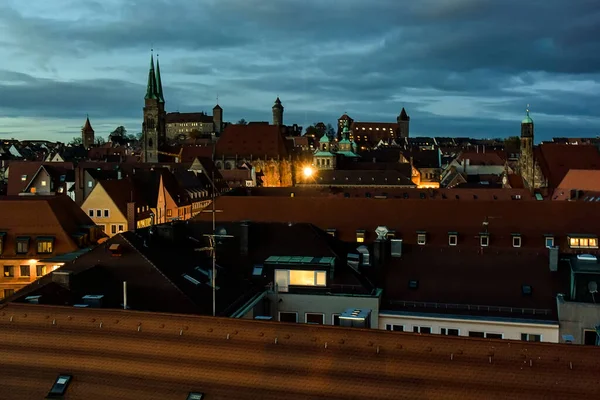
{"left": 28, "top": 259, "right": 38, "bottom": 264}
{"left": 303, "top": 166, "right": 314, "bottom": 178}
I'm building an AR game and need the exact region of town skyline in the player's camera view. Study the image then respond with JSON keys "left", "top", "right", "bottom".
{"left": 0, "top": 0, "right": 599, "bottom": 141}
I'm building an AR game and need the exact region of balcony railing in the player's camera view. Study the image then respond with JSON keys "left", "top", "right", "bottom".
{"left": 388, "top": 300, "right": 552, "bottom": 316}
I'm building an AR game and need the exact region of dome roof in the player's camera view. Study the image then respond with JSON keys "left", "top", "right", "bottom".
{"left": 522, "top": 107, "right": 533, "bottom": 124}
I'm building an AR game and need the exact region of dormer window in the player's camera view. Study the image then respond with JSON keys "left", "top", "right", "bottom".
{"left": 480, "top": 234, "right": 489, "bottom": 247}
{"left": 356, "top": 230, "right": 365, "bottom": 243}
{"left": 37, "top": 237, "right": 54, "bottom": 254}
{"left": 326, "top": 228, "right": 336, "bottom": 238}
{"left": 568, "top": 235, "right": 598, "bottom": 249}
{"left": 512, "top": 234, "right": 522, "bottom": 248}
{"left": 21, "top": 174, "right": 27, "bottom": 181}
{"left": 544, "top": 235, "right": 555, "bottom": 248}
{"left": 448, "top": 232, "right": 458, "bottom": 246}
{"left": 417, "top": 232, "right": 426, "bottom": 245}
{"left": 16, "top": 236, "right": 30, "bottom": 254}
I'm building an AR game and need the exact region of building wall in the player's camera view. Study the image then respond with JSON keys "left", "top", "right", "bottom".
{"left": 81, "top": 184, "right": 127, "bottom": 237}
{"left": 557, "top": 300, "right": 600, "bottom": 344}
{"left": 0, "top": 260, "right": 63, "bottom": 299}
{"left": 27, "top": 169, "right": 53, "bottom": 194}
{"left": 379, "top": 312, "right": 559, "bottom": 342}
{"left": 267, "top": 292, "right": 381, "bottom": 327}
{"left": 167, "top": 121, "right": 214, "bottom": 139}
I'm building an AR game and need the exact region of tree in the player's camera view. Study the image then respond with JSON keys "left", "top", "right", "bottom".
{"left": 325, "top": 123, "right": 335, "bottom": 138}
{"left": 304, "top": 125, "right": 319, "bottom": 137}
{"left": 189, "top": 129, "right": 203, "bottom": 139}
{"left": 504, "top": 136, "right": 521, "bottom": 149}
{"left": 95, "top": 137, "right": 106, "bottom": 145}
{"left": 237, "top": 119, "right": 247, "bottom": 125}
{"left": 126, "top": 133, "right": 141, "bottom": 141}
{"left": 110, "top": 126, "right": 127, "bottom": 137}
{"left": 68, "top": 137, "right": 82, "bottom": 146}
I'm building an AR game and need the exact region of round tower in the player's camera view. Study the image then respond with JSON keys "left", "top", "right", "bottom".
{"left": 272, "top": 97, "right": 284, "bottom": 126}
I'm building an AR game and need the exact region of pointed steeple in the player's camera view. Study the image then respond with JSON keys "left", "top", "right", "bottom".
{"left": 145, "top": 51, "right": 158, "bottom": 100}
{"left": 82, "top": 114, "right": 94, "bottom": 132}
{"left": 155, "top": 54, "right": 165, "bottom": 103}
{"left": 399, "top": 107, "right": 409, "bottom": 121}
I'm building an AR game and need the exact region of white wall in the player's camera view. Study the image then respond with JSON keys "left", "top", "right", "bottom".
{"left": 379, "top": 312, "right": 559, "bottom": 343}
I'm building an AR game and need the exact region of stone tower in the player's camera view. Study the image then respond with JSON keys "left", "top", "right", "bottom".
{"left": 397, "top": 107, "right": 410, "bottom": 138}
{"left": 142, "top": 52, "right": 166, "bottom": 163}
{"left": 519, "top": 106, "right": 535, "bottom": 187}
{"left": 81, "top": 115, "right": 95, "bottom": 149}
{"left": 213, "top": 103, "right": 223, "bottom": 136}
{"left": 272, "top": 97, "right": 284, "bottom": 126}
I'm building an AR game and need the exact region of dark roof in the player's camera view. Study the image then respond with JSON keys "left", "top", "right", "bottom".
{"left": 408, "top": 149, "right": 440, "bottom": 168}
{"left": 535, "top": 144, "right": 600, "bottom": 189}
{"left": 166, "top": 112, "right": 213, "bottom": 124}
{"left": 1, "top": 302, "right": 599, "bottom": 400}
{"left": 298, "top": 169, "right": 415, "bottom": 187}
{"left": 399, "top": 107, "right": 409, "bottom": 121}
{"left": 7, "top": 161, "right": 74, "bottom": 195}
{"left": 216, "top": 124, "right": 289, "bottom": 158}
{"left": 82, "top": 117, "right": 94, "bottom": 133}
{"left": 97, "top": 179, "right": 149, "bottom": 217}
{"left": 195, "top": 195, "right": 600, "bottom": 251}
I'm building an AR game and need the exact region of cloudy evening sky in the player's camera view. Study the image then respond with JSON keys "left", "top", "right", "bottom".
{"left": 0, "top": 0, "right": 599, "bottom": 142}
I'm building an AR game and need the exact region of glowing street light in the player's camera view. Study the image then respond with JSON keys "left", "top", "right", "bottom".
{"left": 303, "top": 166, "right": 315, "bottom": 178}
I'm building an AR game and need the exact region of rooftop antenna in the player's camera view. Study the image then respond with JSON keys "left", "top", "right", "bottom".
{"left": 216, "top": 93, "right": 219, "bottom": 105}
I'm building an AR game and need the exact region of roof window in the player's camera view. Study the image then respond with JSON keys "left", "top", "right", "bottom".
{"left": 448, "top": 232, "right": 458, "bottom": 246}
{"left": 408, "top": 280, "right": 419, "bottom": 289}
{"left": 512, "top": 234, "right": 522, "bottom": 248}
{"left": 480, "top": 234, "right": 489, "bottom": 247}
{"left": 417, "top": 232, "right": 426, "bottom": 245}
{"left": 522, "top": 285, "right": 532, "bottom": 296}
{"left": 46, "top": 375, "right": 72, "bottom": 398}
{"left": 187, "top": 393, "right": 205, "bottom": 400}
{"left": 356, "top": 230, "right": 365, "bottom": 243}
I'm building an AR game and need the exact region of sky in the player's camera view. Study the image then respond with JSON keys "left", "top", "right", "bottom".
{"left": 0, "top": 0, "right": 599, "bottom": 143}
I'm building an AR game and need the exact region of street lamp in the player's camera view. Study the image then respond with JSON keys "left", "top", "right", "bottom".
{"left": 303, "top": 166, "right": 315, "bottom": 178}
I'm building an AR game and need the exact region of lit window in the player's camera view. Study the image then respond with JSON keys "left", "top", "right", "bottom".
{"left": 36, "top": 265, "right": 46, "bottom": 277}
{"left": 21, "top": 174, "right": 27, "bottom": 181}
{"left": 569, "top": 235, "right": 599, "bottom": 249}
{"left": 41, "top": 180, "right": 47, "bottom": 186}
{"left": 4, "top": 265, "right": 14, "bottom": 277}
{"left": 88, "top": 181, "right": 93, "bottom": 188}
{"left": 417, "top": 232, "right": 426, "bottom": 245}
{"left": 16, "top": 237, "right": 29, "bottom": 254}
{"left": 356, "top": 230, "right": 365, "bottom": 243}
{"left": 480, "top": 235, "right": 489, "bottom": 247}
{"left": 512, "top": 235, "right": 522, "bottom": 248}
{"left": 37, "top": 237, "right": 54, "bottom": 254}
{"left": 448, "top": 233, "right": 458, "bottom": 246}
{"left": 545, "top": 236, "right": 554, "bottom": 248}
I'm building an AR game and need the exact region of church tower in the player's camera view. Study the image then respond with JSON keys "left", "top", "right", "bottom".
{"left": 272, "top": 97, "right": 284, "bottom": 126}
{"left": 397, "top": 107, "right": 410, "bottom": 138}
{"left": 142, "top": 51, "right": 166, "bottom": 163}
{"left": 519, "top": 105, "right": 535, "bottom": 188}
{"left": 81, "top": 115, "right": 95, "bottom": 149}
{"left": 213, "top": 103, "right": 223, "bottom": 136}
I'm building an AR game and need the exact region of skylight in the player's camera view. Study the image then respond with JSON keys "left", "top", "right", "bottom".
{"left": 252, "top": 266, "right": 263, "bottom": 276}
{"left": 522, "top": 285, "right": 532, "bottom": 295}
{"left": 47, "top": 375, "right": 72, "bottom": 398}
{"left": 187, "top": 393, "right": 204, "bottom": 400}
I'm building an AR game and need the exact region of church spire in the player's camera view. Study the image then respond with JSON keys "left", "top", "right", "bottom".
{"left": 155, "top": 54, "right": 165, "bottom": 103}
{"left": 145, "top": 51, "right": 158, "bottom": 100}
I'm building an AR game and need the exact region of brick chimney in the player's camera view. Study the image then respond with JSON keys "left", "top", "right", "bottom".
{"left": 126, "top": 202, "right": 136, "bottom": 231}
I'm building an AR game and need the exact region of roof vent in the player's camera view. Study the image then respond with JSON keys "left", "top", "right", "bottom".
{"left": 24, "top": 295, "right": 42, "bottom": 304}
{"left": 577, "top": 254, "right": 598, "bottom": 262}
{"left": 82, "top": 294, "right": 104, "bottom": 308}
{"left": 347, "top": 253, "right": 360, "bottom": 271}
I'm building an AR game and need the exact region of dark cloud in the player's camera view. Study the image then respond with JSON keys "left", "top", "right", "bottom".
{"left": 0, "top": 0, "right": 599, "bottom": 141}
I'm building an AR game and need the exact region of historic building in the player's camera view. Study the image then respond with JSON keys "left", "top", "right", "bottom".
{"left": 142, "top": 52, "right": 167, "bottom": 163}
{"left": 272, "top": 97, "right": 284, "bottom": 126}
{"left": 336, "top": 107, "right": 410, "bottom": 148}
{"left": 518, "top": 107, "right": 542, "bottom": 188}
{"left": 166, "top": 104, "right": 223, "bottom": 139}
{"left": 81, "top": 116, "right": 95, "bottom": 149}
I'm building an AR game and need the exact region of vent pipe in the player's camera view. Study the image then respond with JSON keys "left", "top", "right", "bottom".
{"left": 123, "top": 281, "right": 127, "bottom": 310}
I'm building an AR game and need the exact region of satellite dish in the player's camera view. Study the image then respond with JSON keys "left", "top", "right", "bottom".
{"left": 588, "top": 281, "right": 598, "bottom": 294}
{"left": 375, "top": 226, "right": 389, "bottom": 240}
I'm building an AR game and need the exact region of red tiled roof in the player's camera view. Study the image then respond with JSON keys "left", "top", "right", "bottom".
{"left": 82, "top": 116, "right": 94, "bottom": 133}
{"left": 555, "top": 169, "right": 600, "bottom": 192}
{"left": 1, "top": 303, "right": 599, "bottom": 400}
{"left": 535, "top": 144, "right": 600, "bottom": 189}
{"left": 180, "top": 145, "right": 214, "bottom": 163}
{"left": 457, "top": 151, "right": 505, "bottom": 166}
{"left": 166, "top": 112, "right": 213, "bottom": 124}
{"left": 215, "top": 124, "right": 289, "bottom": 159}
{"left": 195, "top": 195, "right": 600, "bottom": 250}
{"left": 0, "top": 196, "right": 96, "bottom": 258}
{"left": 507, "top": 174, "right": 525, "bottom": 189}
{"left": 96, "top": 179, "right": 149, "bottom": 217}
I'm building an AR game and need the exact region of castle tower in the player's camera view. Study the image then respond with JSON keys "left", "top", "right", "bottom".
{"left": 397, "top": 107, "right": 410, "bottom": 138}
{"left": 272, "top": 97, "right": 284, "bottom": 126}
{"left": 213, "top": 103, "right": 223, "bottom": 136}
{"left": 81, "top": 115, "right": 95, "bottom": 149}
{"left": 519, "top": 105, "right": 535, "bottom": 187}
{"left": 142, "top": 51, "right": 166, "bottom": 163}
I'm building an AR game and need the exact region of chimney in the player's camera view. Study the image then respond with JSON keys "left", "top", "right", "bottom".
{"left": 391, "top": 239, "right": 403, "bottom": 257}
{"left": 569, "top": 189, "right": 577, "bottom": 201}
{"left": 373, "top": 238, "right": 388, "bottom": 267}
{"left": 549, "top": 247, "right": 559, "bottom": 271}
{"left": 240, "top": 220, "right": 250, "bottom": 256}
{"left": 52, "top": 270, "right": 73, "bottom": 289}
{"left": 126, "top": 202, "right": 136, "bottom": 231}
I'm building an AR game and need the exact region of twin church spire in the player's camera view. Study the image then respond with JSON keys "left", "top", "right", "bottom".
{"left": 144, "top": 50, "right": 165, "bottom": 103}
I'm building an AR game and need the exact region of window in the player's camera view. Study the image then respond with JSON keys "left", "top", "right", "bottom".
{"left": 47, "top": 375, "right": 72, "bottom": 397}
{"left": 103, "top": 209, "right": 109, "bottom": 217}
{"left": 440, "top": 328, "right": 460, "bottom": 336}
{"left": 448, "top": 233, "right": 458, "bottom": 246}
{"left": 356, "top": 230, "right": 365, "bottom": 243}
{"left": 252, "top": 266, "right": 263, "bottom": 276}
{"left": 583, "top": 329, "right": 598, "bottom": 346}
{"left": 3, "top": 289, "right": 14, "bottom": 298}
{"left": 41, "top": 180, "right": 47, "bottom": 187}
{"left": 413, "top": 326, "right": 431, "bottom": 334}
{"left": 187, "top": 393, "right": 204, "bottom": 400}
{"left": 408, "top": 280, "right": 419, "bottom": 289}
{"left": 522, "top": 285, "right": 532, "bottom": 295}
{"left": 88, "top": 209, "right": 94, "bottom": 217}
{"left": 569, "top": 236, "right": 599, "bottom": 249}
{"left": 4, "top": 265, "right": 14, "bottom": 277}
{"left": 96, "top": 209, "right": 102, "bottom": 217}
{"left": 167, "top": 209, "right": 173, "bottom": 217}
{"left": 480, "top": 234, "right": 489, "bottom": 247}
{"left": 512, "top": 235, "right": 522, "bottom": 247}
{"left": 289, "top": 270, "right": 326, "bottom": 287}
{"left": 306, "top": 313, "right": 325, "bottom": 324}
{"left": 326, "top": 228, "right": 336, "bottom": 237}
{"left": 20, "top": 265, "right": 30, "bottom": 277}
{"left": 21, "top": 174, "right": 27, "bottom": 181}
{"left": 111, "top": 225, "right": 117, "bottom": 234}
{"left": 332, "top": 314, "right": 340, "bottom": 326}
{"left": 469, "top": 331, "right": 485, "bottom": 338}
{"left": 37, "top": 237, "right": 54, "bottom": 254}
{"left": 417, "top": 233, "right": 426, "bottom": 245}
{"left": 385, "top": 324, "right": 404, "bottom": 331}
{"left": 521, "top": 333, "right": 541, "bottom": 342}
{"left": 87, "top": 180, "right": 93, "bottom": 188}
{"left": 16, "top": 237, "right": 29, "bottom": 254}
{"left": 98, "top": 224, "right": 106, "bottom": 232}
{"left": 545, "top": 236, "right": 555, "bottom": 248}
{"left": 118, "top": 224, "right": 124, "bottom": 232}
{"left": 486, "top": 333, "right": 503, "bottom": 339}
{"left": 279, "top": 312, "right": 298, "bottom": 323}
{"left": 36, "top": 265, "right": 46, "bottom": 277}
